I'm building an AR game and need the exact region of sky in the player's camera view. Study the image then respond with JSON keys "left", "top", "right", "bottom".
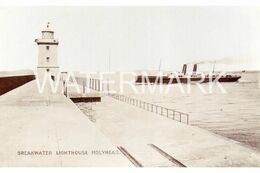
{"left": 0, "top": 6, "right": 260, "bottom": 72}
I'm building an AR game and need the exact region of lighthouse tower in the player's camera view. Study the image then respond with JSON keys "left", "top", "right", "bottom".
{"left": 35, "top": 22, "right": 59, "bottom": 81}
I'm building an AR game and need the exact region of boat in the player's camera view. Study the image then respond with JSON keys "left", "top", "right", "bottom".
{"left": 135, "top": 64, "right": 241, "bottom": 84}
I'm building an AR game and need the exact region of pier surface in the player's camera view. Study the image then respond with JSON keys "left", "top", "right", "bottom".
{"left": 0, "top": 81, "right": 132, "bottom": 166}
{"left": 1, "top": 79, "right": 260, "bottom": 167}
{"left": 91, "top": 96, "right": 260, "bottom": 167}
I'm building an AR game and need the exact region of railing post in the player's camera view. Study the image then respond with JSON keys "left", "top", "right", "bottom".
{"left": 98, "top": 80, "right": 100, "bottom": 91}
{"left": 83, "top": 79, "right": 85, "bottom": 94}
{"left": 180, "top": 112, "right": 182, "bottom": 122}
{"left": 94, "top": 79, "right": 96, "bottom": 90}
{"left": 166, "top": 109, "right": 168, "bottom": 117}
{"left": 99, "top": 80, "right": 101, "bottom": 91}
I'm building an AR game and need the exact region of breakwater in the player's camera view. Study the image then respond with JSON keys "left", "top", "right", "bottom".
{"left": 0, "top": 75, "right": 35, "bottom": 95}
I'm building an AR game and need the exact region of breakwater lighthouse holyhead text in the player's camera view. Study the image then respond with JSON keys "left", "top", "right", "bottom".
{"left": 35, "top": 22, "right": 59, "bottom": 82}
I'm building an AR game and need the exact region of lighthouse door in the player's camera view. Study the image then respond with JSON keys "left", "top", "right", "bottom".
{"left": 51, "top": 75, "right": 55, "bottom": 81}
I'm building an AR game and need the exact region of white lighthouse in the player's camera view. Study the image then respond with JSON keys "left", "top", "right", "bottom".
{"left": 35, "top": 22, "right": 59, "bottom": 81}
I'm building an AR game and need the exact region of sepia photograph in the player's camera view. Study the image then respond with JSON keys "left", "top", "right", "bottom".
{"left": 0, "top": 0, "right": 260, "bottom": 169}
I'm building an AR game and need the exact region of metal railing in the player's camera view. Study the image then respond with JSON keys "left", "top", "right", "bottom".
{"left": 108, "top": 93, "right": 189, "bottom": 125}
{"left": 73, "top": 77, "right": 190, "bottom": 124}
{"left": 75, "top": 77, "right": 103, "bottom": 92}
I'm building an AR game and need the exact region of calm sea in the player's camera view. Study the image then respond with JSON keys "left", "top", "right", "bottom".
{"left": 77, "top": 71, "right": 260, "bottom": 151}
{"left": 119, "top": 72, "right": 260, "bottom": 151}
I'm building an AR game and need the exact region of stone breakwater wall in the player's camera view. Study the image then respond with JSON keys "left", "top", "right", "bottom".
{"left": 0, "top": 75, "right": 35, "bottom": 95}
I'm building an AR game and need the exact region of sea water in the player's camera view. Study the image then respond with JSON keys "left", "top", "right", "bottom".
{"left": 77, "top": 71, "right": 260, "bottom": 151}
{"left": 121, "top": 72, "right": 260, "bottom": 151}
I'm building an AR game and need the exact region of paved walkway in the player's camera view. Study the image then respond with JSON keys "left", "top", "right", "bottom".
{"left": 1, "top": 78, "right": 260, "bottom": 167}
{"left": 92, "top": 96, "right": 260, "bottom": 167}
{"left": 0, "top": 81, "right": 132, "bottom": 166}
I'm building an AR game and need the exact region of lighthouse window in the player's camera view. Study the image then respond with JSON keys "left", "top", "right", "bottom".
{"left": 46, "top": 69, "right": 50, "bottom": 72}
{"left": 46, "top": 57, "right": 50, "bottom": 62}
{"left": 46, "top": 46, "right": 49, "bottom": 50}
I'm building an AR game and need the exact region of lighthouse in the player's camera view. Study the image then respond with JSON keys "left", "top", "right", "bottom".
{"left": 35, "top": 22, "right": 59, "bottom": 81}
